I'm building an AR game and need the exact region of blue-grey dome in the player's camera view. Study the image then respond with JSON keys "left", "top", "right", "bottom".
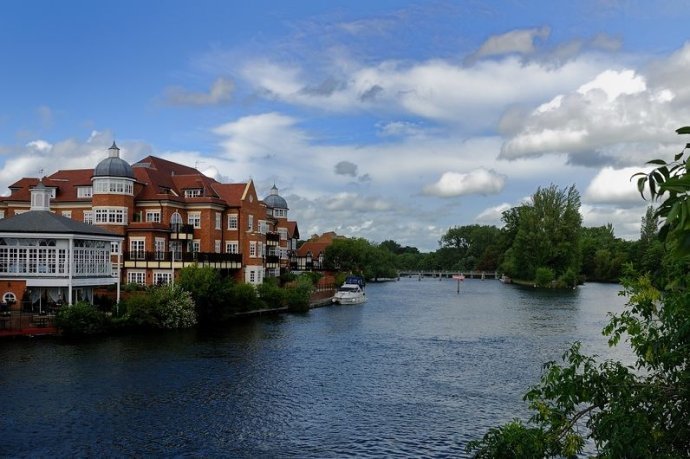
{"left": 94, "top": 142, "right": 134, "bottom": 179}
{"left": 264, "top": 184, "right": 288, "bottom": 209}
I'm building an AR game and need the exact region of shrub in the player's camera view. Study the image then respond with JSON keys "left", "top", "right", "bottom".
{"left": 285, "top": 276, "right": 313, "bottom": 313}
{"left": 230, "top": 283, "right": 261, "bottom": 312}
{"left": 257, "top": 280, "right": 285, "bottom": 309}
{"left": 534, "top": 267, "right": 555, "bottom": 287}
{"left": 121, "top": 284, "right": 197, "bottom": 329}
{"left": 55, "top": 301, "right": 109, "bottom": 337}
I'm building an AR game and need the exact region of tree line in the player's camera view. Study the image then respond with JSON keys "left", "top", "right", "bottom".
{"left": 325, "top": 185, "right": 662, "bottom": 286}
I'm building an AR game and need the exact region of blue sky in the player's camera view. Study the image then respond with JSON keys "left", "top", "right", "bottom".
{"left": 2, "top": 0, "right": 690, "bottom": 250}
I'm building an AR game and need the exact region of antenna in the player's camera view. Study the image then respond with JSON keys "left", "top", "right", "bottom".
{"left": 39, "top": 168, "right": 44, "bottom": 176}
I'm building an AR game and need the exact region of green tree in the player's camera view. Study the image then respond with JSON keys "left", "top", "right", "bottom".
{"left": 504, "top": 184, "right": 582, "bottom": 282}
{"left": 177, "top": 265, "right": 234, "bottom": 323}
{"left": 468, "top": 131, "right": 690, "bottom": 458}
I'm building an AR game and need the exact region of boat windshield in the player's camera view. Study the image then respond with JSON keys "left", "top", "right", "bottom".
{"left": 338, "top": 285, "right": 359, "bottom": 292}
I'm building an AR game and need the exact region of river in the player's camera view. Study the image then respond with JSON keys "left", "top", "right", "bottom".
{"left": 1, "top": 278, "right": 630, "bottom": 457}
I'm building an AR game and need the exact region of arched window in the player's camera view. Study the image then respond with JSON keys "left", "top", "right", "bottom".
{"left": 3, "top": 292, "right": 16, "bottom": 304}
{"left": 171, "top": 212, "right": 183, "bottom": 231}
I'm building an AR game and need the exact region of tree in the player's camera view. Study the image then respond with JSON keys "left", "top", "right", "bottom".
{"left": 468, "top": 131, "right": 690, "bottom": 458}
{"left": 503, "top": 185, "right": 582, "bottom": 282}
{"left": 439, "top": 225, "right": 504, "bottom": 271}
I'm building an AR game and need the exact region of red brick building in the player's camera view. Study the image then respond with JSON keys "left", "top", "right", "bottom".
{"left": 0, "top": 143, "right": 300, "bottom": 287}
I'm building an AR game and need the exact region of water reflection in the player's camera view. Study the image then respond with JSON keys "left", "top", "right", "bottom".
{"left": 1, "top": 278, "right": 629, "bottom": 457}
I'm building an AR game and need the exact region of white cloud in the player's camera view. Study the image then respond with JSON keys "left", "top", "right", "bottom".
{"left": 580, "top": 204, "right": 647, "bottom": 240}
{"left": 584, "top": 166, "right": 651, "bottom": 205}
{"left": 423, "top": 168, "right": 506, "bottom": 197}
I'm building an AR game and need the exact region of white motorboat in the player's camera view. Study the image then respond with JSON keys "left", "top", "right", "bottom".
{"left": 332, "top": 283, "right": 366, "bottom": 305}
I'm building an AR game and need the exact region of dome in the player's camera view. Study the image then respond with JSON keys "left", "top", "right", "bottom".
{"left": 264, "top": 184, "right": 288, "bottom": 209}
{"left": 93, "top": 142, "right": 134, "bottom": 179}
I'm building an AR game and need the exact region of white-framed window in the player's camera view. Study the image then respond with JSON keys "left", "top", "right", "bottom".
{"left": 83, "top": 211, "right": 93, "bottom": 225}
{"left": 94, "top": 178, "right": 133, "bottom": 195}
{"left": 214, "top": 240, "right": 221, "bottom": 253}
{"left": 192, "top": 240, "right": 200, "bottom": 253}
{"left": 127, "top": 270, "right": 146, "bottom": 285}
{"left": 273, "top": 208, "right": 286, "bottom": 218}
{"left": 154, "top": 238, "right": 166, "bottom": 260}
{"left": 278, "top": 228, "right": 287, "bottom": 240}
{"left": 215, "top": 212, "right": 221, "bottom": 230}
{"left": 130, "top": 238, "right": 145, "bottom": 260}
{"left": 249, "top": 241, "right": 257, "bottom": 257}
{"left": 61, "top": 210, "right": 72, "bottom": 218}
{"left": 153, "top": 271, "right": 172, "bottom": 285}
{"left": 0, "top": 210, "right": 4, "bottom": 219}
{"left": 249, "top": 270, "right": 256, "bottom": 283}
{"left": 184, "top": 189, "right": 202, "bottom": 198}
{"left": 171, "top": 211, "right": 183, "bottom": 229}
{"left": 260, "top": 242, "right": 265, "bottom": 257}
{"left": 94, "top": 207, "right": 127, "bottom": 224}
{"left": 258, "top": 220, "right": 267, "bottom": 234}
{"left": 111, "top": 242, "right": 120, "bottom": 255}
{"left": 146, "top": 211, "right": 161, "bottom": 223}
{"left": 77, "top": 187, "right": 93, "bottom": 198}
{"left": 188, "top": 212, "right": 201, "bottom": 229}
{"left": 3, "top": 292, "right": 17, "bottom": 303}
{"left": 226, "top": 241, "right": 238, "bottom": 254}
{"left": 247, "top": 214, "right": 253, "bottom": 231}
{"left": 227, "top": 214, "right": 238, "bottom": 230}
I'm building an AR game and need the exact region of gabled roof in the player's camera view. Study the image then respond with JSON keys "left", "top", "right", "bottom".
{"left": 296, "top": 232, "right": 340, "bottom": 257}
{"left": 0, "top": 211, "right": 121, "bottom": 238}
{"left": 286, "top": 221, "right": 300, "bottom": 239}
{"left": 213, "top": 182, "right": 249, "bottom": 207}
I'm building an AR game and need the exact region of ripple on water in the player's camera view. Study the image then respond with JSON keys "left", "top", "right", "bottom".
{"left": 0, "top": 280, "right": 629, "bottom": 457}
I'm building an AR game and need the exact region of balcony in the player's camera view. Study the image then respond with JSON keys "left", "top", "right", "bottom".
{"left": 123, "top": 251, "right": 243, "bottom": 270}
{"left": 265, "top": 255, "right": 280, "bottom": 268}
{"left": 169, "top": 223, "right": 195, "bottom": 240}
{"left": 266, "top": 232, "right": 280, "bottom": 246}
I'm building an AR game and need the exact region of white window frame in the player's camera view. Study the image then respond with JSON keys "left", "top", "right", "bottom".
{"left": 249, "top": 241, "right": 257, "bottom": 257}
{"left": 226, "top": 241, "right": 238, "bottom": 254}
{"left": 83, "top": 211, "right": 93, "bottom": 225}
{"left": 278, "top": 228, "right": 287, "bottom": 240}
{"left": 0, "top": 210, "right": 4, "bottom": 219}
{"left": 227, "top": 214, "right": 238, "bottom": 230}
{"left": 130, "top": 238, "right": 145, "bottom": 260}
{"left": 153, "top": 271, "right": 172, "bottom": 285}
{"left": 184, "top": 189, "right": 202, "bottom": 198}
{"left": 247, "top": 214, "right": 253, "bottom": 231}
{"left": 77, "top": 186, "right": 93, "bottom": 198}
{"left": 146, "top": 210, "right": 161, "bottom": 223}
{"left": 214, "top": 240, "right": 221, "bottom": 253}
{"left": 61, "top": 210, "right": 72, "bottom": 218}
{"left": 94, "top": 178, "right": 133, "bottom": 195}
{"left": 94, "top": 207, "right": 128, "bottom": 225}
{"left": 215, "top": 212, "right": 221, "bottom": 230}
{"left": 188, "top": 212, "right": 201, "bottom": 229}
{"left": 192, "top": 240, "right": 200, "bottom": 253}
{"left": 127, "top": 270, "right": 146, "bottom": 285}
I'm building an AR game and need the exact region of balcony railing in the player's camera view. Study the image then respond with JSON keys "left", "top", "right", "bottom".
{"left": 266, "top": 232, "right": 280, "bottom": 242}
{"left": 169, "top": 223, "right": 195, "bottom": 240}
{"left": 123, "top": 251, "right": 243, "bottom": 263}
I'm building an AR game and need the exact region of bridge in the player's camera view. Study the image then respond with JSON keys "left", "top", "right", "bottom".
{"left": 399, "top": 271, "right": 500, "bottom": 280}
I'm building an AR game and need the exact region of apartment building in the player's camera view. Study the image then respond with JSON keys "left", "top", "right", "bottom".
{"left": 0, "top": 143, "right": 300, "bottom": 287}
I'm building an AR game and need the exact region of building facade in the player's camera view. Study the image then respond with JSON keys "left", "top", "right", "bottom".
{"left": 0, "top": 183, "right": 123, "bottom": 312}
{"left": 0, "top": 143, "right": 300, "bottom": 287}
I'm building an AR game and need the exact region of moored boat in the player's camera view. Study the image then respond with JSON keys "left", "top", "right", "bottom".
{"left": 332, "top": 283, "right": 366, "bottom": 305}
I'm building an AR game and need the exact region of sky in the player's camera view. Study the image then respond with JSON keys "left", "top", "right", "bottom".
{"left": 2, "top": 0, "right": 690, "bottom": 251}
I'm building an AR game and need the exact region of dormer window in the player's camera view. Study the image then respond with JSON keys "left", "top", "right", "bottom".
{"left": 77, "top": 186, "right": 93, "bottom": 198}
{"left": 185, "top": 189, "right": 202, "bottom": 198}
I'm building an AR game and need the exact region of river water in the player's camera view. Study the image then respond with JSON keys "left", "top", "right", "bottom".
{"left": 1, "top": 278, "right": 630, "bottom": 457}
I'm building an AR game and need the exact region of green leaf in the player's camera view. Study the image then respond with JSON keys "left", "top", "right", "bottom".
{"left": 647, "top": 159, "right": 667, "bottom": 166}
{"left": 675, "top": 126, "right": 690, "bottom": 134}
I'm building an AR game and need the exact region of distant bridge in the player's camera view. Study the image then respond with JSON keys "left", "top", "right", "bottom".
{"left": 398, "top": 271, "right": 500, "bottom": 280}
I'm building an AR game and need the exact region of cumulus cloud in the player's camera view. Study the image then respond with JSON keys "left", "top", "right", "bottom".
{"left": 423, "top": 168, "right": 506, "bottom": 197}
{"left": 580, "top": 204, "right": 647, "bottom": 240}
{"left": 584, "top": 166, "right": 651, "bottom": 206}
{"left": 499, "top": 54, "right": 690, "bottom": 164}
{"left": 164, "top": 77, "right": 234, "bottom": 106}
{"left": 335, "top": 161, "right": 358, "bottom": 177}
